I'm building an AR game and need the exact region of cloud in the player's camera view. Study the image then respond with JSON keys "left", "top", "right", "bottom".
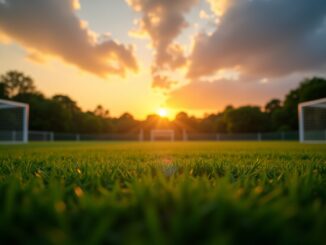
{"left": 166, "top": 76, "right": 307, "bottom": 111}
{"left": 0, "top": 31, "right": 11, "bottom": 44}
{"left": 26, "top": 51, "right": 47, "bottom": 64}
{"left": 152, "top": 75, "right": 177, "bottom": 90}
{"left": 207, "top": 0, "right": 232, "bottom": 17}
{"left": 127, "top": 0, "right": 198, "bottom": 89}
{"left": 199, "top": 10, "right": 212, "bottom": 20}
{"left": 152, "top": 43, "right": 187, "bottom": 72}
{"left": 188, "top": 0, "right": 326, "bottom": 79}
{"left": 0, "top": 0, "right": 138, "bottom": 77}
{"left": 127, "top": 0, "right": 197, "bottom": 70}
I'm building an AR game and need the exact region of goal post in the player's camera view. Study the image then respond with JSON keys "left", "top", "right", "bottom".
{"left": 0, "top": 99, "right": 29, "bottom": 143}
{"left": 298, "top": 98, "right": 326, "bottom": 143}
{"left": 150, "top": 129, "right": 175, "bottom": 141}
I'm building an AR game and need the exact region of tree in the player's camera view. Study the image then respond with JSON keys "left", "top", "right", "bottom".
{"left": 175, "top": 112, "right": 189, "bottom": 122}
{"left": 94, "top": 105, "right": 110, "bottom": 118}
{"left": 0, "top": 83, "right": 7, "bottom": 99}
{"left": 0, "top": 71, "right": 36, "bottom": 98}
{"left": 198, "top": 114, "right": 218, "bottom": 133}
{"left": 215, "top": 114, "right": 227, "bottom": 133}
{"left": 52, "top": 95, "right": 80, "bottom": 113}
{"left": 282, "top": 77, "right": 326, "bottom": 130}
{"left": 265, "top": 99, "right": 282, "bottom": 114}
{"left": 78, "top": 112, "right": 105, "bottom": 134}
{"left": 1, "top": 69, "right": 326, "bottom": 135}
{"left": 13, "top": 92, "right": 51, "bottom": 130}
{"left": 224, "top": 106, "right": 268, "bottom": 133}
{"left": 114, "top": 113, "right": 138, "bottom": 133}
{"left": 51, "top": 95, "right": 83, "bottom": 132}
{"left": 175, "top": 112, "right": 191, "bottom": 130}
{"left": 264, "top": 99, "right": 282, "bottom": 131}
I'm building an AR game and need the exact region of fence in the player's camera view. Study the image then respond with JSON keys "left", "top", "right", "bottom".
{"left": 187, "top": 132, "right": 300, "bottom": 141}
{"left": 0, "top": 130, "right": 307, "bottom": 143}
{"left": 28, "top": 131, "right": 140, "bottom": 142}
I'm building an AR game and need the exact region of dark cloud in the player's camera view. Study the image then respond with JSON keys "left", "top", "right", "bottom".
{"left": 0, "top": 0, "right": 138, "bottom": 77}
{"left": 188, "top": 0, "right": 326, "bottom": 79}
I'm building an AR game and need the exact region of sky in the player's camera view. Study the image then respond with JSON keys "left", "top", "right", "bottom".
{"left": 1, "top": 0, "right": 326, "bottom": 119}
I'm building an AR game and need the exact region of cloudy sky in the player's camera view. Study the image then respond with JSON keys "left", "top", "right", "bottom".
{"left": 1, "top": 0, "right": 326, "bottom": 118}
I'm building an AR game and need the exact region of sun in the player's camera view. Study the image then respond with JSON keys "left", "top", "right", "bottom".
{"left": 157, "top": 107, "right": 169, "bottom": 118}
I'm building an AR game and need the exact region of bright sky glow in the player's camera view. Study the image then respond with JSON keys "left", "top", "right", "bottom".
{"left": 1, "top": 0, "right": 325, "bottom": 119}
{"left": 157, "top": 107, "right": 169, "bottom": 118}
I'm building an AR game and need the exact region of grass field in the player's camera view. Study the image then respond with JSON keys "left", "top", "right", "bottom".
{"left": 0, "top": 142, "right": 326, "bottom": 244}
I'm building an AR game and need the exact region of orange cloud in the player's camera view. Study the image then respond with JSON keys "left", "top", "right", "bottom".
{"left": 152, "top": 75, "right": 177, "bottom": 90}
{"left": 26, "top": 51, "right": 47, "bottom": 64}
{"left": 207, "top": 0, "right": 232, "bottom": 17}
{"left": 0, "top": 32, "right": 11, "bottom": 44}
{"left": 127, "top": 0, "right": 198, "bottom": 88}
{"left": 152, "top": 43, "right": 187, "bottom": 72}
{"left": 72, "top": 0, "right": 81, "bottom": 10}
{"left": 199, "top": 10, "right": 210, "bottom": 20}
{"left": 0, "top": 0, "right": 138, "bottom": 78}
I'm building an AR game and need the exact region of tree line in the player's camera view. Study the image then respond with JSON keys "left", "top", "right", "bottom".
{"left": 1, "top": 70, "right": 326, "bottom": 134}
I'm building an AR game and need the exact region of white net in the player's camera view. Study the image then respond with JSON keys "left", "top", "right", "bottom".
{"left": 302, "top": 107, "right": 326, "bottom": 141}
{"left": 150, "top": 129, "right": 175, "bottom": 141}
{"left": 300, "top": 99, "right": 326, "bottom": 142}
{"left": 0, "top": 100, "right": 28, "bottom": 143}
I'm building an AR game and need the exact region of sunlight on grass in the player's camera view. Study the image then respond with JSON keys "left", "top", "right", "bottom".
{"left": 0, "top": 142, "right": 325, "bottom": 244}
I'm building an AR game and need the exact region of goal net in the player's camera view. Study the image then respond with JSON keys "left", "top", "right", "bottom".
{"left": 150, "top": 129, "right": 175, "bottom": 141}
{"left": 0, "top": 99, "right": 29, "bottom": 143}
{"left": 299, "top": 98, "right": 326, "bottom": 143}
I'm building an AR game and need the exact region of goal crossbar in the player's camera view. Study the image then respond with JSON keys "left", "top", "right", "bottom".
{"left": 299, "top": 98, "right": 326, "bottom": 108}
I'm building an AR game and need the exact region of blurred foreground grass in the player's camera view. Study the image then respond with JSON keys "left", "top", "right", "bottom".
{"left": 0, "top": 142, "right": 326, "bottom": 244}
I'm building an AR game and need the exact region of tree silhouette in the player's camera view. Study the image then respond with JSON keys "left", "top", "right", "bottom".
{"left": 1, "top": 70, "right": 326, "bottom": 134}
{"left": 0, "top": 70, "right": 36, "bottom": 98}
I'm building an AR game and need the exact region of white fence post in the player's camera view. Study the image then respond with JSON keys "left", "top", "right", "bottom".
{"left": 139, "top": 129, "right": 144, "bottom": 142}
{"left": 257, "top": 133, "right": 262, "bottom": 141}
{"left": 50, "top": 132, "right": 54, "bottom": 141}
{"left": 12, "top": 130, "right": 16, "bottom": 142}
{"left": 182, "top": 129, "right": 188, "bottom": 141}
{"left": 76, "top": 134, "right": 80, "bottom": 141}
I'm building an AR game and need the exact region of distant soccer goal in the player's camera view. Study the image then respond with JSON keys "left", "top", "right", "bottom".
{"left": 150, "top": 129, "right": 175, "bottom": 141}
{"left": 0, "top": 99, "right": 29, "bottom": 143}
{"left": 299, "top": 98, "right": 326, "bottom": 143}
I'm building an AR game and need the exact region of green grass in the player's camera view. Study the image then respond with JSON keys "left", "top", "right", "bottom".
{"left": 0, "top": 142, "right": 326, "bottom": 244}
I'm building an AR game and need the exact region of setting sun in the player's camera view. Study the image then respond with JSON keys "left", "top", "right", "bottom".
{"left": 157, "top": 107, "right": 169, "bottom": 118}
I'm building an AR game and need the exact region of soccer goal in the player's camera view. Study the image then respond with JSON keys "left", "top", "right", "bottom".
{"left": 298, "top": 98, "right": 326, "bottom": 143}
{"left": 0, "top": 99, "right": 29, "bottom": 143}
{"left": 150, "top": 129, "right": 175, "bottom": 141}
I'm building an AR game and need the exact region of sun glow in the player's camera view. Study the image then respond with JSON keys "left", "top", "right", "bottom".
{"left": 157, "top": 107, "right": 169, "bottom": 118}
